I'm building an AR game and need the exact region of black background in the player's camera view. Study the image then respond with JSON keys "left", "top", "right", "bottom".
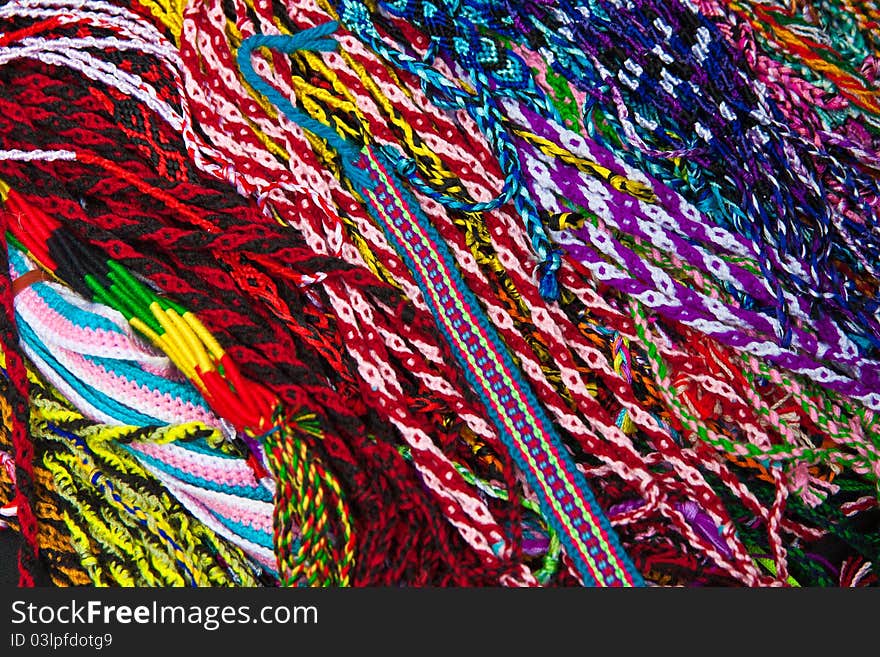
{"left": 1, "top": 531, "right": 18, "bottom": 586}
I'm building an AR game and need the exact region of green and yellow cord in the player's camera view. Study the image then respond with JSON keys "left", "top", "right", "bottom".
{"left": 258, "top": 410, "right": 355, "bottom": 587}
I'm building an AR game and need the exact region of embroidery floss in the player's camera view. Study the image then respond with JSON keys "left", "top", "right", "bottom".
{"left": 0, "top": 0, "right": 878, "bottom": 589}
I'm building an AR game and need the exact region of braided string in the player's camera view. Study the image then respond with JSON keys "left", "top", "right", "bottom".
{"left": 1, "top": 0, "right": 877, "bottom": 588}
{"left": 0, "top": 184, "right": 43, "bottom": 585}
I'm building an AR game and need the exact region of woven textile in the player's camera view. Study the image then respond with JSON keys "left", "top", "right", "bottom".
{"left": 0, "top": 0, "right": 878, "bottom": 587}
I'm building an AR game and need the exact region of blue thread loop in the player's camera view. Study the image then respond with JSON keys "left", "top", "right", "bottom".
{"left": 236, "top": 20, "right": 561, "bottom": 302}
{"left": 236, "top": 23, "right": 371, "bottom": 191}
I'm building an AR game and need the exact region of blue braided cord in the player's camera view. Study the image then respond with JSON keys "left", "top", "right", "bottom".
{"left": 236, "top": 23, "right": 372, "bottom": 191}
{"left": 121, "top": 445, "right": 275, "bottom": 502}
{"left": 357, "top": 145, "right": 643, "bottom": 585}
{"left": 18, "top": 320, "right": 164, "bottom": 426}
{"left": 384, "top": 142, "right": 519, "bottom": 214}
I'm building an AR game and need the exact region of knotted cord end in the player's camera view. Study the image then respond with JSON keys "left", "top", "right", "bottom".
{"left": 537, "top": 249, "right": 562, "bottom": 302}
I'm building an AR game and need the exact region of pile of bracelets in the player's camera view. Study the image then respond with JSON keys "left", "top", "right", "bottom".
{"left": 0, "top": 0, "right": 878, "bottom": 587}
